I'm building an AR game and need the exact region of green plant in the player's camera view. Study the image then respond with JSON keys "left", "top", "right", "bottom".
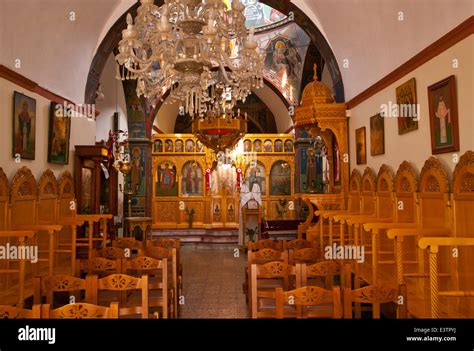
{"left": 246, "top": 226, "right": 258, "bottom": 242}
{"left": 275, "top": 198, "right": 288, "bottom": 218}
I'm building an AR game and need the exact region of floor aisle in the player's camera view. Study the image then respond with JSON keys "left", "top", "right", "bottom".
{"left": 180, "top": 246, "right": 249, "bottom": 319}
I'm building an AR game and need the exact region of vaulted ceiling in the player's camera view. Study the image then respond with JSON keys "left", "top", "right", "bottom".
{"left": 1, "top": 0, "right": 472, "bottom": 104}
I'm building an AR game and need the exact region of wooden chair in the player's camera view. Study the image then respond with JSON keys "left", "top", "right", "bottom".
{"left": 33, "top": 275, "right": 88, "bottom": 306}
{"left": 99, "top": 247, "right": 127, "bottom": 259}
{"left": 283, "top": 239, "right": 315, "bottom": 251}
{"left": 301, "top": 261, "right": 351, "bottom": 290}
{"left": 247, "top": 239, "right": 283, "bottom": 252}
{"left": 0, "top": 230, "right": 36, "bottom": 307}
{"left": 275, "top": 286, "right": 342, "bottom": 319}
{"left": 80, "top": 257, "right": 121, "bottom": 277}
{"left": 0, "top": 304, "right": 41, "bottom": 318}
{"left": 147, "top": 238, "right": 183, "bottom": 307}
{"left": 88, "top": 273, "right": 149, "bottom": 318}
{"left": 123, "top": 256, "right": 169, "bottom": 318}
{"left": 244, "top": 248, "right": 288, "bottom": 302}
{"left": 343, "top": 284, "right": 408, "bottom": 319}
{"left": 249, "top": 261, "right": 297, "bottom": 318}
{"left": 140, "top": 246, "right": 178, "bottom": 317}
{"left": 41, "top": 302, "right": 119, "bottom": 319}
{"left": 289, "top": 247, "right": 320, "bottom": 265}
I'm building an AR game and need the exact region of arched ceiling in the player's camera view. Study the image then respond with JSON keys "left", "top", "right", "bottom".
{"left": 1, "top": 0, "right": 471, "bottom": 105}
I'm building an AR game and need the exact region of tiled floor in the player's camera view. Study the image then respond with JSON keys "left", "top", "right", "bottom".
{"left": 180, "top": 246, "right": 249, "bottom": 319}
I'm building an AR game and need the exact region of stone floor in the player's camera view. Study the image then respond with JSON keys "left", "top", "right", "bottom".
{"left": 180, "top": 246, "right": 249, "bottom": 319}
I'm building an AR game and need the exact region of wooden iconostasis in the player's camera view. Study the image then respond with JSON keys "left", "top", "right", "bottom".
{"left": 151, "top": 134, "right": 296, "bottom": 230}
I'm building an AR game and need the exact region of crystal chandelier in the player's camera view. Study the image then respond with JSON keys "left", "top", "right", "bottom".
{"left": 115, "top": 0, "right": 264, "bottom": 117}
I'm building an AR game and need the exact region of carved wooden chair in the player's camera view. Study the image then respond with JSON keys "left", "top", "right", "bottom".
{"left": 343, "top": 284, "right": 407, "bottom": 319}
{"left": 244, "top": 248, "right": 288, "bottom": 302}
{"left": 249, "top": 261, "right": 298, "bottom": 318}
{"left": 283, "top": 239, "right": 315, "bottom": 251}
{"left": 80, "top": 257, "right": 121, "bottom": 277}
{"left": 123, "top": 256, "right": 170, "bottom": 318}
{"left": 140, "top": 246, "right": 178, "bottom": 318}
{"left": 99, "top": 246, "right": 127, "bottom": 259}
{"left": 275, "top": 286, "right": 342, "bottom": 319}
{"left": 41, "top": 302, "right": 119, "bottom": 319}
{"left": 0, "top": 169, "right": 10, "bottom": 289}
{"left": 33, "top": 275, "right": 88, "bottom": 307}
{"left": 88, "top": 273, "right": 149, "bottom": 318}
{"left": 247, "top": 239, "right": 283, "bottom": 252}
{"left": 301, "top": 261, "right": 351, "bottom": 290}
{"left": 288, "top": 247, "right": 321, "bottom": 265}
{"left": 0, "top": 304, "right": 41, "bottom": 319}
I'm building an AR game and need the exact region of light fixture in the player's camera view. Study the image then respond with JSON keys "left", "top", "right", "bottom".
{"left": 115, "top": 0, "right": 264, "bottom": 117}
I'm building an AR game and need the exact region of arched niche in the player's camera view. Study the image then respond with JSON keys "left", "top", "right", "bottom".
{"left": 85, "top": 0, "right": 344, "bottom": 106}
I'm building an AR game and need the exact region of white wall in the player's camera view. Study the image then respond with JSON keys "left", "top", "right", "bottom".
{"left": 349, "top": 35, "right": 473, "bottom": 178}
{"left": 0, "top": 77, "right": 96, "bottom": 180}
{"left": 95, "top": 53, "right": 128, "bottom": 143}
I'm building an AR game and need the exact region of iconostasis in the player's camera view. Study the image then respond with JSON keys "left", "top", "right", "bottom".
{"left": 151, "top": 134, "right": 295, "bottom": 229}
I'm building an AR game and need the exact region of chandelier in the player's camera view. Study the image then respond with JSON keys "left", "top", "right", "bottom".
{"left": 115, "top": 0, "right": 265, "bottom": 117}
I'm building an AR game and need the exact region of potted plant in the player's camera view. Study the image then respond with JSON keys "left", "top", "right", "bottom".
{"left": 185, "top": 208, "right": 195, "bottom": 228}
{"left": 275, "top": 198, "right": 288, "bottom": 219}
{"left": 246, "top": 226, "right": 258, "bottom": 242}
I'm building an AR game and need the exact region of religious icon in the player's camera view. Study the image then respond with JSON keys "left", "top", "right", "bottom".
{"left": 48, "top": 102, "right": 71, "bottom": 164}
{"left": 175, "top": 139, "right": 184, "bottom": 152}
{"left": 165, "top": 139, "right": 173, "bottom": 152}
{"left": 154, "top": 139, "right": 163, "bottom": 153}
{"left": 181, "top": 161, "right": 203, "bottom": 196}
{"left": 253, "top": 140, "right": 262, "bottom": 152}
{"left": 244, "top": 139, "right": 252, "bottom": 152}
{"left": 270, "top": 161, "right": 291, "bottom": 195}
{"left": 370, "top": 113, "right": 385, "bottom": 156}
{"left": 156, "top": 162, "right": 178, "bottom": 196}
{"left": 355, "top": 127, "right": 367, "bottom": 165}
{"left": 284, "top": 140, "right": 293, "bottom": 152}
{"left": 131, "top": 147, "right": 144, "bottom": 194}
{"left": 428, "top": 76, "right": 459, "bottom": 155}
{"left": 274, "top": 139, "right": 283, "bottom": 152}
{"left": 196, "top": 140, "right": 204, "bottom": 152}
{"left": 13, "top": 92, "right": 36, "bottom": 160}
{"left": 263, "top": 140, "right": 272, "bottom": 152}
{"left": 245, "top": 161, "right": 266, "bottom": 195}
{"left": 396, "top": 78, "right": 419, "bottom": 135}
